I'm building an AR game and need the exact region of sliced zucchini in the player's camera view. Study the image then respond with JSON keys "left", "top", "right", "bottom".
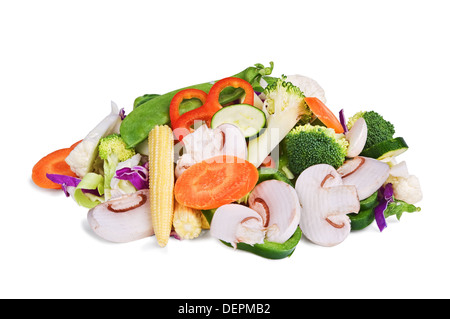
{"left": 360, "top": 137, "right": 408, "bottom": 160}
{"left": 210, "top": 103, "right": 266, "bottom": 138}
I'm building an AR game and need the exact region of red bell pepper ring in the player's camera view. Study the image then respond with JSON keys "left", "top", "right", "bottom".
{"left": 203, "top": 77, "right": 254, "bottom": 113}
{"left": 170, "top": 77, "right": 254, "bottom": 142}
{"left": 169, "top": 89, "right": 208, "bottom": 127}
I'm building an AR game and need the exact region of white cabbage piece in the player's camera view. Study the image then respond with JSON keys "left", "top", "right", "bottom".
{"left": 285, "top": 74, "right": 327, "bottom": 103}
{"left": 65, "top": 101, "right": 122, "bottom": 178}
{"left": 386, "top": 161, "right": 423, "bottom": 204}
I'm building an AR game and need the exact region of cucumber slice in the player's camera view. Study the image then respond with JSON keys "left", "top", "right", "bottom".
{"left": 360, "top": 137, "right": 408, "bottom": 160}
{"left": 221, "top": 227, "right": 302, "bottom": 259}
{"left": 210, "top": 103, "right": 266, "bottom": 138}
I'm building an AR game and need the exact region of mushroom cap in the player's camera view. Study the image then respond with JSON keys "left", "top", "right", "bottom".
{"left": 248, "top": 180, "right": 301, "bottom": 243}
{"left": 174, "top": 123, "right": 247, "bottom": 178}
{"left": 210, "top": 204, "right": 266, "bottom": 248}
{"left": 87, "top": 189, "right": 153, "bottom": 243}
{"left": 338, "top": 156, "right": 390, "bottom": 200}
{"left": 295, "top": 164, "right": 360, "bottom": 247}
{"left": 345, "top": 117, "right": 368, "bottom": 158}
{"left": 216, "top": 123, "right": 248, "bottom": 161}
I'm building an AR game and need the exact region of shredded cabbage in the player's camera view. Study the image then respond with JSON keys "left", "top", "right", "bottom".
{"left": 73, "top": 173, "right": 105, "bottom": 208}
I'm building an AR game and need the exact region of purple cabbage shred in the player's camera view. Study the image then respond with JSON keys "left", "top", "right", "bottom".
{"left": 374, "top": 183, "right": 394, "bottom": 232}
{"left": 114, "top": 165, "right": 149, "bottom": 190}
{"left": 46, "top": 174, "right": 81, "bottom": 197}
{"left": 339, "top": 109, "right": 349, "bottom": 133}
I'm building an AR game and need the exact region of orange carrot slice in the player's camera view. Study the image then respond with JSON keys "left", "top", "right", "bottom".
{"left": 304, "top": 97, "right": 344, "bottom": 134}
{"left": 32, "top": 146, "right": 79, "bottom": 189}
{"left": 261, "top": 155, "right": 276, "bottom": 169}
{"left": 174, "top": 155, "right": 259, "bottom": 210}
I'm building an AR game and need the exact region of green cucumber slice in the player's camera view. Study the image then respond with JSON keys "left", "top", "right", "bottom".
{"left": 210, "top": 103, "right": 266, "bottom": 138}
{"left": 360, "top": 137, "right": 408, "bottom": 160}
{"left": 221, "top": 227, "right": 302, "bottom": 259}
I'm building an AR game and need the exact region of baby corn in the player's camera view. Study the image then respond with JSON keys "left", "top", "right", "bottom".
{"left": 148, "top": 125, "right": 174, "bottom": 247}
{"left": 173, "top": 200, "right": 203, "bottom": 240}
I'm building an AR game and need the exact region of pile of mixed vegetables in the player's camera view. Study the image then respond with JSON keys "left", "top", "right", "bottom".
{"left": 32, "top": 62, "right": 423, "bottom": 259}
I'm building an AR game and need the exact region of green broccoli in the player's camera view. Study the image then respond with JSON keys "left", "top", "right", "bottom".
{"left": 347, "top": 110, "right": 395, "bottom": 150}
{"left": 283, "top": 124, "right": 349, "bottom": 175}
{"left": 98, "top": 134, "right": 136, "bottom": 199}
{"left": 247, "top": 76, "right": 312, "bottom": 168}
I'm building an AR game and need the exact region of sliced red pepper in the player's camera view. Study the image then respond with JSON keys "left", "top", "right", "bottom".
{"left": 204, "top": 77, "right": 254, "bottom": 113}
{"left": 170, "top": 77, "right": 254, "bottom": 142}
{"left": 169, "top": 89, "right": 208, "bottom": 126}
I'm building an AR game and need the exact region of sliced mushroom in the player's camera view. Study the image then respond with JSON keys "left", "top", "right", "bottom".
{"left": 216, "top": 123, "right": 248, "bottom": 161}
{"left": 87, "top": 189, "right": 153, "bottom": 243}
{"left": 345, "top": 118, "right": 367, "bottom": 158}
{"left": 210, "top": 204, "right": 266, "bottom": 248}
{"left": 248, "top": 180, "right": 301, "bottom": 243}
{"left": 337, "top": 156, "right": 390, "bottom": 200}
{"left": 175, "top": 123, "right": 248, "bottom": 178}
{"left": 295, "top": 164, "right": 360, "bottom": 247}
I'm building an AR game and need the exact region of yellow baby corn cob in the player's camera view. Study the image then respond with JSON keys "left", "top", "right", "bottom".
{"left": 173, "top": 200, "right": 203, "bottom": 240}
{"left": 201, "top": 213, "right": 210, "bottom": 230}
{"left": 148, "top": 125, "right": 174, "bottom": 247}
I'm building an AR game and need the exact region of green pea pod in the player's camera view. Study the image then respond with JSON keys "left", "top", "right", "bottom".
{"left": 120, "top": 62, "right": 274, "bottom": 148}
{"left": 133, "top": 94, "right": 160, "bottom": 108}
{"left": 221, "top": 227, "right": 302, "bottom": 259}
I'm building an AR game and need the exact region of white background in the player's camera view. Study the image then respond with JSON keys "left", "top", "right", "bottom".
{"left": 1, "top": 0, "right": 449, "bottom": 299}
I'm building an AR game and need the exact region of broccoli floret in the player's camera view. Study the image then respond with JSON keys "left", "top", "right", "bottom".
{"left": 247, "top": 76, "right": 313, "bottom": 167}
{"left": 347, "top": 111, "right": 395, "bottom": 150}
{"left": 283, "top": 124, "right": 349, "bottom": 175}
{"left": 98, "top": 134, "right": 136, "bottom": 199}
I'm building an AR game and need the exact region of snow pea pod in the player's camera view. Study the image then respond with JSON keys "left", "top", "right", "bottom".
{"left": 133, "top": 94, "right": 160, "bottom": 108}
{"left": 120, "top": 62, "right": 274, "bottom": 148}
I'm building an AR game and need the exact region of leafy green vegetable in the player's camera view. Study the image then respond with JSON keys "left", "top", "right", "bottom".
{"left": 384, "top": 199, "right": 421, "bottom": 220}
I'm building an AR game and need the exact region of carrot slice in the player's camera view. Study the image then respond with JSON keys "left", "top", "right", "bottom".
{"left": 304, "top": 97, "right": 344, "bottom": 134}
{"left": 32, "top": 147, "right": 78, "bottom": 189}
{"left": 174, "top": 155, "right": 259, "bottom": 210}
{"left": 260, "top": 155, "right": 276, "bottom": 169}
